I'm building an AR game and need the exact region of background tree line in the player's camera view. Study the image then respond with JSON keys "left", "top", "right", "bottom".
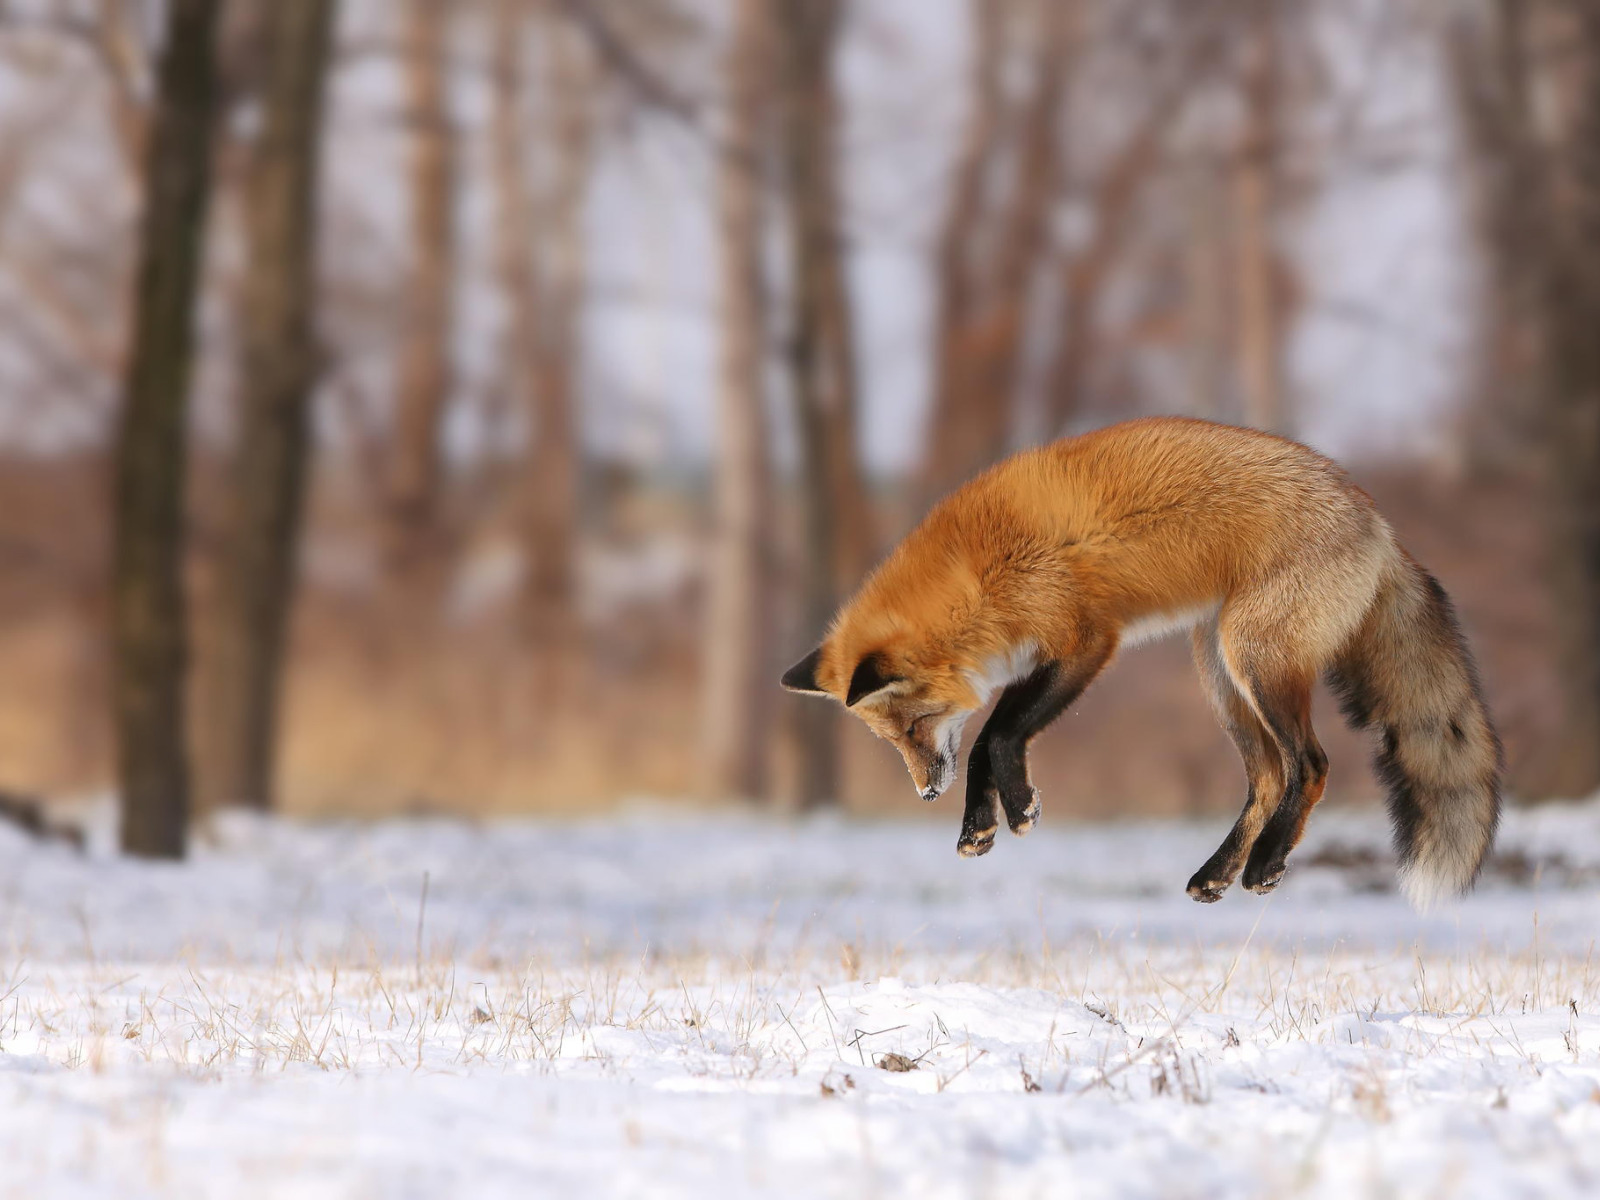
{"left": 0, "top": 0, "right": 1588, "bottom": 856}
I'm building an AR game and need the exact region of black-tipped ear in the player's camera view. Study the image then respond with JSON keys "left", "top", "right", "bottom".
{"left": 846, "top": 653, "right": 903, "bottom": 707}
{"left": 781, "top": 646, "right": 829, "bottom": 695}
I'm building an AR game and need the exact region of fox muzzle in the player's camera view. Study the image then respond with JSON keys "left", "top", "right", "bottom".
{"left": 915, "top": 737, "right": 961, "bottom": 801}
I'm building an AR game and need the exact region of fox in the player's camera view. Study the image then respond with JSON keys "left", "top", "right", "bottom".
{"left": 781, "top": 417, "right": 1501, "bottom": 907}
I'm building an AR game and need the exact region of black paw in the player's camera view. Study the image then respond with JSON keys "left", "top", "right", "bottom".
{"left": 1186, "top": 852, "right": 1240, "bottom": 903}
{"left": 1003, "top": 786, "right": 1041, "bottom": 836}
{"left": 1241, "top": 859, "right": 1287, "bottom": 894}
{"left": 1185, "top": 868, "right": 1230, "bottom": 903}
{"left": 957, "top": 824, "right": 996, "bottom": 858}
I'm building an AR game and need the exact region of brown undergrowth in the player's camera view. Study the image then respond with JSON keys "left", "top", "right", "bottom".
{"left": 0, "top": 456, "right": 1561, "bottom": 817}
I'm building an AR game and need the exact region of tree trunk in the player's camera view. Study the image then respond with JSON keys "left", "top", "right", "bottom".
{"left": 972, "top": 0, "right": 1069, "bottom": 445}
{"left": 919, "top": 0, "right": 1011, "bottom": 505}
{"left": 702, "top": 0, "right": 774, "bottom": 802}
{"left": 197, "top": 0, "right": 335, "bottom": 813}
{"left": 1539, "top": 0, "right": 1600, "bottom": 795}
{"left": 1233, "top": 6, "right": 1283, "bottom": 433}
{"left": 776, "top": 0, "right": 863, "bottom": 810}
{"left": 111, "top": 0, "right": 222, "bottom": 858}
{"left": 920, "top": 0, "right": 1084, "bottom": 500}
{"left": 1183, "top": 159, "right": 1230, "bottom": 420}
{"left": 519, "top": 10, "right": 590, "bottom": 644}
{"left": 386, "top": 0, "right": 457, "bottom": 584}
{"left": 489, "top": 0, "right": 543, "bottom": 631}
{"left": 1445, "top": 0, "right": 1543, "bottom": 470}
{"left": 1450, "top": 0, "right": 1600, "bottom": 795}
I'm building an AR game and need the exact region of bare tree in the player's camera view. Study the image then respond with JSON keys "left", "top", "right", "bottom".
{"left": 1042, "top": 78, "right": 1184, "bottom": 434}
{"left": 1535, "top": 1, "right": 1600, "bottom": 795}
{"left": 1446, "top": 0, "right": 1543, "bottom": 468}
{"left": 922, "top": 0, "right": 1199, "bottom": 491}
{"left": 489, "top": 0, "right": 545, "bottom": 631}
{"left": 85, "top": 0, "right": 151, "bottom": 178}
{"left": 702, "top": 0, "right": 775, "bottom": 802}
{"left": 385, "top": 0, "right": 458, "bottom": 584}
{"left": 517, "top": 8, "right": 593, "bottom": 642}
{"left": 197, "top": 0, "right": 336, "bottom": 813}
{"left": 1182, "top": 158, "right": 1231, "bottom": 420}
{"left": 1232, "top": 3, "right": 1284, "bottom": 433}
{"left": 775, "top": 0, "right": 865, "bottom": 809}
{"left": 111, "top": 0, "right": 223, "bottom": 858}
{"left": 919, "top": 0, "right": 1024, "bottom": 504}
{"left": 1451, "top": 0, "right": 1600, "bottom": 794}
{"left": 926, "top": 1, "right": 1216, "bottom": 463}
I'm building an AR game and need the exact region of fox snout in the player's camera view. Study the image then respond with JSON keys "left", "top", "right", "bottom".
{"left": 911, "top": 744, "right": 958, "bottom": 802}
{"left": 906, "top": 714, "right": 972, "bottom": 802}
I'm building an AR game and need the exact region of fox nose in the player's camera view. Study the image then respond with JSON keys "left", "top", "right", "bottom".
{"left": 920, "top": 784, "right": 943, "bottom": 802}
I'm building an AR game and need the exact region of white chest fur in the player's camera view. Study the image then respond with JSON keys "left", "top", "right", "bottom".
{"left": 962, "top": 640, "right": 1041, "bottom": 707}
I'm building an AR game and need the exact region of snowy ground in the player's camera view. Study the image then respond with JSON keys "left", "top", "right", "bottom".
{"left": 3, "top": 799, "right": 1600, "bottom": 1198}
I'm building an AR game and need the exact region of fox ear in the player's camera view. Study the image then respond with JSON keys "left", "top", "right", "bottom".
{"left": 846, "top": 653, "right": 904, "bottom": 707}
{"left": 781, "top": 646, "right": 829, "bottom": 695}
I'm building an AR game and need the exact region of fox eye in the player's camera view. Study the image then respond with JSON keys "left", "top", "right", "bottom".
{"left": 904, "top": 717, "right": 922, "bottom": 739}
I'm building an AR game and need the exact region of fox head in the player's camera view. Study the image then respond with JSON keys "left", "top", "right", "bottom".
{"left": 780, "top": 640, "right": 981, "bottom": 802}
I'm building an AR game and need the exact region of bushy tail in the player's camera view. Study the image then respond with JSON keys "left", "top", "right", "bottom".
{"left": 1326, "top": 552, "right": 1502, "bottom": 909}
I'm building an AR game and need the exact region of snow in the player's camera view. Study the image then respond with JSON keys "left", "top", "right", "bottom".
{"left": 3, "top": 799, "right": 1600, "bottom": 1197}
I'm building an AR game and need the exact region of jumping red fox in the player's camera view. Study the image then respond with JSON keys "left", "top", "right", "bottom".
{"left": 782, "top": 418, "right": 1501, "bottom": 907}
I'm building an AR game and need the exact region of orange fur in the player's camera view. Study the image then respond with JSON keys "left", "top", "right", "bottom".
{"left": 815, "top": 418, "right": 1384, "bottom": 704}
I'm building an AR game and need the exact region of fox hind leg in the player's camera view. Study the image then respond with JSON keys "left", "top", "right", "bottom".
{"left": 1190, "top": 539, "right": 1380, "bottom": 899}
{"left": 1217, "top": 632, "right": 1326, "bottom": 895}
{"left": 1240, "top": 714, "right": 1328, "bottom": 893}
{"left": 1186, "top": 624, "right": 1287, "bottom": 902}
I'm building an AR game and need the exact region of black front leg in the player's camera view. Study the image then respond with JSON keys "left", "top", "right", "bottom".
{"left": 983, "top": 665, "right": 1064, "bottom": 835}
{"left": 962, "top": 642, "right": 1113, "bottom": 852}
{"left": 956, "top": 738, "right": 999, "bottom": 857}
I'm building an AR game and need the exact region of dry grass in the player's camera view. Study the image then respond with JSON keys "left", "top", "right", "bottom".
{"left": 9, "top": 928, "right": 1600, "bottom": 1083}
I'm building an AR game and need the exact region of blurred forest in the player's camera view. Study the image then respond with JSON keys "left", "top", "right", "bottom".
{"left": 0, "top": 0, "right": 1594, "bottom": 856}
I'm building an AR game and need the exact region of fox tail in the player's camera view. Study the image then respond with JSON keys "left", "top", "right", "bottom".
{"left": 1326, "top": 553, "right": 1502, "bottom": 909}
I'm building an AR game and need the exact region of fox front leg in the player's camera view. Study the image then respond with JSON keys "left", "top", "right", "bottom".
{"left": 981, "top": 708, "right": 1045, "bottom": 838}
{"left": 957, "top": 646, "right": 1114, "bottom": 858}
{"left": 956, "top": 740, "right": 1000, "bottom": 857}
{"left": 963, "top": 666, "right": 1060, "bottom": 851}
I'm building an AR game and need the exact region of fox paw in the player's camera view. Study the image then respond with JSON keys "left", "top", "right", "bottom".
{"left": 1187, "top": 850, "right": 1244, "bottom": 903}
{"left": 957, "top": 824, "right": 996, "bottom": 858}
{"left": 1186, "top": 882, "right": 1227, "bottom": 904}
{"left": 1002, "top": 787, "right": 1042, "bottom": 837}
{"left": 1241, "top": 859, "right": 1287, "bottom": 894}
{"left": 1185, "top": 871, "right": 1230, "bottom": 904}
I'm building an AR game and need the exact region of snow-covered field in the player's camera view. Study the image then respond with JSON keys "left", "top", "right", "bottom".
{"left": 3, "top": 799, "right": 1600, "bottom": 1199}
